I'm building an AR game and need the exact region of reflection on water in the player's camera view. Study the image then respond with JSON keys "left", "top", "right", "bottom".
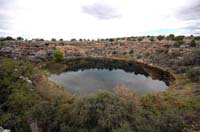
{"left": 48, "top": 68, "right": 168, "bottom": 95}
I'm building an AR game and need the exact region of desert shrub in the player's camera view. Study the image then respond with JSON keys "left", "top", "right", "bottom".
{"left": 190, "top": 39, "right": 196, "bottom": 47}
{"left": 127, "top": 37, "right": 131, "bottom": 41}
{"left": 17, "top": 37, "right": 24, "bottom": 41}
{"left": 157, "top": 109, "right": 184, "bottom": 132}
{"left": 174, "top": 35, "right": 185, "bottom": 41}
{"left": 186, "top": 67, "right": 200, "bottom": 82}
{"left": 178, "top": 58, "right": 192, "bottom": 66}
{"left": 176, "top": 66, "right": 187, "bottom": 73}
{"left": 6, "top": 36, "right": 14, "bottom": 40}
{"left": 141, "top": 93, "right": 157, "bottom": 111}
{"left": 51, "top": 38, "right": 56, "bottom": 41}
{"left": 150, "top": 36, "right": 154, "bottom": 41}
{"left": 61, "top": 91, "right": 136, "bottom": 132}
{"left": 0, "top": 58, "right": 33, "bottom": 106}
{"left": 178, "top": 49, "right": 200, "bottom": 66}
{"left": 129, "top": 37, "right": 136, "bottom": 41}
{"left": 157, "top": 35, "right": 165, "bottom": 41}
{"left": 166, "top": 34, "right": 175, "bottom": 40}
{"left": 174, "top": 40, "right": 184, "bottom": 47}
{"left": 136, "top": 109, "right": 184, "bottom": 132}
{"left": 194, "top": 36, "right": 200, "bottom": 40}
{"left": 109, "top": 38, "right": 115, "bottom": 42}
{"left": 61, "top": 91, "right": 185, "bottom": 132}
{"left": 27, "top": 99, "right": 66, "bottom": 132}
{"left": 54, "top": 50, "right": 64, "bottom": 61}
{"left": 135, "top": 109, "right": 159, "bottom": 132}
{"left": 131, "top": 37, "right": 137, "bottom": 41}
{"left": 0, "top": 58, "right": 36, "bottom": 131}
{"left": 138, "top": 37, "right": 144, "bottom": 41}
{"left": 70, "top": 38, "right": 76, "bottom": 41}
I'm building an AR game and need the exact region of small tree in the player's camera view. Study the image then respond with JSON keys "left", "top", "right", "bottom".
{"left": 51, "top": 38, "right": 57, "bottom": 41}
{"left": 17, "top": 37, "right": 24, "bottom": 41}
{"left": 150, "top": 36, "right": 154, "bottom": 42}
{"left": 166, "top": 34, "right": 175, "bottom": 40}
{"left": 109, "top": 38, "right": 114, "bottom": 42}
{"left": 54, "top": 50, "right": 64, "bottom": 61}
{"left": 174, "top": 35, "right": 185, "bottom": 41}
{"left": 194, "top": 36, "right": 200, "bottom": 40}
{"left": 71, "top": 38, "right": 76, "bottom": 42}
{"left": 157, "top": 35, "right": 165, "bottom": 41}
{"left": 138, "top": 37, "right": 144, "bottom": 42}
{"left": 5, "top": 36, "right": 14, "bottom": 41}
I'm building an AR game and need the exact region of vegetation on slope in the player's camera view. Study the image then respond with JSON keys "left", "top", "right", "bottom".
{"left": 147, "top": 48, "right": 200, "bottom": 83}
{"left": 0, "top": 58, "right": 200, "bottom": 131}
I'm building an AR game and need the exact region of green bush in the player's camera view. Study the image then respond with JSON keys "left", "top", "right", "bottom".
{"left": 109, "top": 38, "right": 115, "bottom": 42}
{"left": 141, "top": 93, "right": 157, "bottom": 111}
{"left": 174, "top": 35, "right": 185, "bottom": 41}
{"left": 0, "top": 36, "right": 15, "bottom": 41}
{"left": 138, "top": 37, "right": 144, "bottom": 42}
{"left": 178, "top": 49, "right": 200, "bottom": 66}
{"left": 61, "top": 91, "right": 185, "bottom": 132}
{"left": 17, "top": 37, "right": 24, "bottom": 41}
{"left": 51, "top": 38, "right": 57, "bottom": 41}
{"left": 0, "top": 58, "right": 35, "bottom": 131}
{"left": 157, "top": 35, "right": 165, "bottom": 41}
{"left": 186, "top": 67, "right": 200, "bottom": 82}
{"left": 61, "top": 91, "right": 136, "bottom": 132}
{"left": 157, "top": 109, "right": 184, "bottom": 132}
{"left": 190, "top": 39, "right": 196, "bottom": 47}
{"left": 166, "top": 34, "right": 175, "bottom": 40}
{"left": 136, "top": 109, "right": 184, "bottom": 132}
{"left": 54, "top": 50, "right": 64, "bottom": 61}
{"left": 174, "top": 40, "right": 184, "bottom": 47}
{"left": 150, "top": 36, "right": 154, "bottom": 42}
{"left": 194, "top": 36, "right": 200, "bottom": 40}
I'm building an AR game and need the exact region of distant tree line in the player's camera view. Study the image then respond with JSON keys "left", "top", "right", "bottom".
{"left": 0, "top": 35, "right": 200, "bottom": 44}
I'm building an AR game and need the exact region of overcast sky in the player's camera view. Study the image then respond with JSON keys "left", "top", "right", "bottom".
{"left": 0, "top": 0, "right": 199, "bottom": 39}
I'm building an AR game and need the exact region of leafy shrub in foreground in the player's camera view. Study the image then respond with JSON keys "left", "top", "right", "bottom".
{"left": 0, "top": 58, "right": 35, "bottom": 131}
{"left": 136, "top": 109, "right": 184, "bottom": 132}
{"left": 61, "top": 91, "right": 136, "bottom": 132}
{"left": 61, "top": 91, "right": 184, "bottom": 132}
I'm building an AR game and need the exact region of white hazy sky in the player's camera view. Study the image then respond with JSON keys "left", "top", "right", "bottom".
{"left": 0, "top": 0, "right": 199, "bottom": 39}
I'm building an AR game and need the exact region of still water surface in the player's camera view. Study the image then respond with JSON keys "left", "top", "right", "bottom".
{"left": 48, "top": 68, "right": 168, "bottom": 95}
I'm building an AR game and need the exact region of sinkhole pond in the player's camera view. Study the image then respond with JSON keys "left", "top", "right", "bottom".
{"left": 47, "top": 58, "right": 174, "bottom": 95}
